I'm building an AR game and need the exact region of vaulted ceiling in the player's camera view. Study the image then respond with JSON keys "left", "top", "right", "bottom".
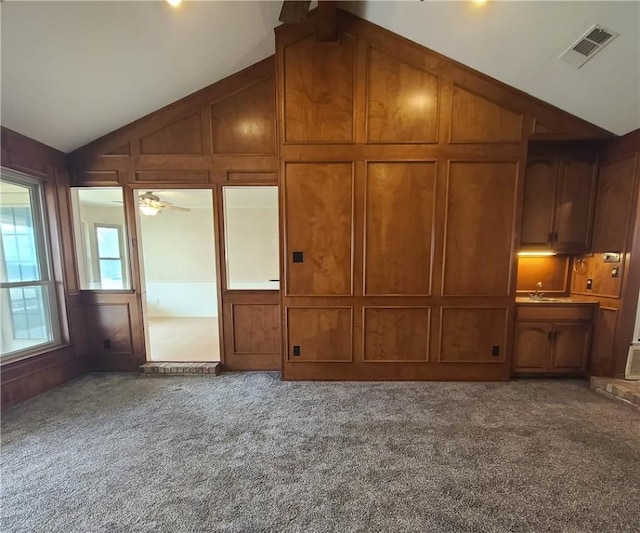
{"left": 1, "top": 1, "right": 638, "bottom": 153}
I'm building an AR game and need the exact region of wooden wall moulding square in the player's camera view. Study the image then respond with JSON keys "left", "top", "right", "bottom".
{"left": 138, "top": 113, "right": 204, "bottom": 156}
{"left": 283, "top": 33, "right": 356, "bottom": 144}
{"left": 363, "top": 306, "right": 431, "bottom": 362}
{"left": 365, "top": 46, "right": 440, "bottom": 144}
{"left": 284, "top": 162, "right": 354, "bottom": 297}
{"left": 449, "top": 85, "right": 523, "bottom": 144}
{"left": 210, "top": 78, "right": 276, "bottom": 155}
{"left": 86, "top": 303, "right": 134, "bottom": 355}
{"left": 134, "top": 170, "right": 210, "bottom": 183}
{"left": 438, "top": 307, "right": 509, "bottom": 363}
{"left": 72, "top": 170, "right": 120, "bottom": 186}
{"left": 364, "top": 161, "right": 436, "bottom": 296}
{"left": 442, "top": 160, "right": 518, "bottom": 297}
{"left": 226, "top": 171, "right": 277, "bottom": 183}
{"left": 286, "top": 307, "right": 353, "bottom": 362}
{"left": 231, "top": 303, "right": 281, "bottom": 355}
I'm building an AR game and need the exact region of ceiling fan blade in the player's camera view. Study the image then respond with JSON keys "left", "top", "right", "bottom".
{"left": 165, "top": 205, "right": 191, "bottom": 212}
{"left": 279, "top": 0, "right": 311, "bottom": 23}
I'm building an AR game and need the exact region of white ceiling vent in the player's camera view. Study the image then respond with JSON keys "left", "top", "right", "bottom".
{"left": 559, "top": 24, "right": 619, "bottom": 68}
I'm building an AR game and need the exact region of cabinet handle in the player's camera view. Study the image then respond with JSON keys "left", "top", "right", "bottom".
{"left": 548, "top": 232, "right": 554, "bottom": 243}
{"left": 548, "top": 331, "right": 553, "bottom": 341}
{"left": 553, "top": 231, "right": 558, "bottom": 242}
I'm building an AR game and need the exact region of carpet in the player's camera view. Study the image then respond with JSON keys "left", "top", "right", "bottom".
{"left": 2, "top": 373, "right": 639, "bottom": 532}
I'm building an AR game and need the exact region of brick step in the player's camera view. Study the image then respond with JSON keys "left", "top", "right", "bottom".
{"left": 141, "top": 362, "right": 221, "bottom": 376}
{"left": 590, "top": 376, "right": 640, "bottom": 409}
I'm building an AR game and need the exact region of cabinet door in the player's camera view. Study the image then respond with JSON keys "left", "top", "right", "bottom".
{"left": 549, "top": 323, "right": 590, "bottom": 374}
{"left": 553, "top": 160, "right": 597, "bottom": 253}
{"left": 513, "top": 322, "right": 552, "bottom": 373}
{"left": 520, "top": 160, "right": 556, "bottom": 249}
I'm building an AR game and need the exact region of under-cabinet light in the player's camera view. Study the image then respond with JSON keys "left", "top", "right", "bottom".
{"left": 517, "top": 251, "right": 557, "bottom": 257}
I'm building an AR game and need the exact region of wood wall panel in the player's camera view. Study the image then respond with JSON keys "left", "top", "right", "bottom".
{"left": 366, "top": 47, "right": 439, "bottom": 143}
{"left": 571, "top": 253, "right": 623, "bottom": 298}
{"left": 226, "top": 171, "right": 277, "bottom": 183}
{"left": 283, "top": 34, "right": 355, "bottom": 143}
{"left": 211, "top": 79, "right": 275, "bottom": 154}
{"left": 439, "top": 308, "right": 508, "bottom": 363}
{"left": 443, "top": 162, "right": 518, "bottom": 296}
{"left": 450, "top": 86, "right": 523, "bottom": 143}
{"left": 591, "top": 156, "right": 637, "bottom": 252}
{"left": 285, "top": 162, "right": 353, "bottom": 295}
{"left": 134, "top": 170, "right": 209, "bottom": 183}
{"left": 365, "top": 161, "right": 435, "bottom": 295}
{"left": 232, "top": 304, "right": 281, "bottom": 354}
{"left": 590, "top": 306, "right": 618, "bottom": 375}
{"left": 86, "top": 304, "right": 133, "bottom": 355}
{"left": 287, "top": 307, "right": 352, "bottom": 362}
{"left": 363, "top": 307, "right": 430, "bottom": 362}
{"left": 516, "top": 256, "right": 569, "bottom": 294}
{"left": 139, "top": 113, "right": 203, "bottom": 155}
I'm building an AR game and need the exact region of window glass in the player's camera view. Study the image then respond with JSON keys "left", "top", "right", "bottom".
{"left": 223, "top": 186, "right": 279, "bottom": 290}
{"left": 0, "top": 174, "right": 59, "bottom": 358}
{"left": 70, "top": 188, "right": 130, "bottom": 290}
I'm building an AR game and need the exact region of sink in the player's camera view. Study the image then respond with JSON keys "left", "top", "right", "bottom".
{"left": 527, "top": 296, "right": 564, "bottom": 302}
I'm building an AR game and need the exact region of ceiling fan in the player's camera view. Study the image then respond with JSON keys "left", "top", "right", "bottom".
{"left": 137, "top": 192, "right": 190, "bottom": 217}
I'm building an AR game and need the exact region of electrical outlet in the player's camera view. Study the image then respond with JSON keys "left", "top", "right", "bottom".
{"left": 586, "top": 278, "right": 593, "bottom": 290}
{"left": 492, "top": 345, "right": 500, "bottom": 356}
{"left": 292, "top": 345, "right": 301, "bottom": 356}
{"left": 103, "top": 339, "right": 111, "bottom": 349}
{"left": 611, "top": 267, "right": 619, "bottom": 278}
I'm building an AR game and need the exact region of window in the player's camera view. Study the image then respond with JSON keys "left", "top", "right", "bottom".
{"left": 223, "top": 186, "right": 279, "bottom": 290}
{"left": 70, "top": 187, "right": 130, "bottom": 290}
{"left": 0, "top": 172, "right": 60, "bottom": 359}
{"left": 95, "top": 225, "right": 125, "bottom": 289}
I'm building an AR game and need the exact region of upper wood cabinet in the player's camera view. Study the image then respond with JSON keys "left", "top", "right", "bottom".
{"left": 521, "top": 149, "right": 597, "bottom": 254}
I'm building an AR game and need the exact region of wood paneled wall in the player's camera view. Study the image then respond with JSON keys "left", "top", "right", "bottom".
{"left": 69, "top": 58, "right": 281, "bottom": 371}
{"left": 276, "top": 10, "right": 610, "bottom": 381}
{"left": 516, "top": 257, "right": 570, "bottom": 295}
{"left": 571, "top": 129, "right": 640, "bottom": 377}
{"left": 1, "top": 128, "right": 86, "bottom": 409}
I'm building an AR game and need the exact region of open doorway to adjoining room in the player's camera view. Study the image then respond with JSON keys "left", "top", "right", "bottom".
{"left": 136, "top": 189, "right": 220, "bottom": 363}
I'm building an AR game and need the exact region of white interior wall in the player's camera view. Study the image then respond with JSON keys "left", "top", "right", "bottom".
{"left": 140, "top": 206, "right": 218, "bottom": 318}
{"left": 225, "top": 207, "right": 279, "bottom": 290}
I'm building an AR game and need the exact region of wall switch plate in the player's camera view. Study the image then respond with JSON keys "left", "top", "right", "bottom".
{"left": 603, "top": 252, "right": 621, "bottom": 263}
{"left": 103, "top": 339, "right": 111, "bottom": 349}
{"left": 586, "top": 278, "right": 593, "bottom": 289}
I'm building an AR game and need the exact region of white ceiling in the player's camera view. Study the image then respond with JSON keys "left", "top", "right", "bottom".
{"left": 1, "top": 1, "right": 638, "bottom": 153}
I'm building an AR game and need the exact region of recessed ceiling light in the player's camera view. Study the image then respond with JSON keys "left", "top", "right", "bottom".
{"left": 167, "top": 0, "right": 182, "bottom": 7}
{"left": 473, "top": 0, "right": 488, "bottom": 5}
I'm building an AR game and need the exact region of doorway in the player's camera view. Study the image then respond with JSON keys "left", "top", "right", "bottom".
{"left": 137, "top": 189, "right": 220, "bottom": 362}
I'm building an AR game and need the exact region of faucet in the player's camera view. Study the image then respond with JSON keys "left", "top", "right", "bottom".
{"left": 529, "top": 281, "right": 545, "bottom": 299}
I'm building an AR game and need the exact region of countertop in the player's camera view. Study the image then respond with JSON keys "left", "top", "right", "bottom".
{"left": 515, "top": 296, "right": 599, "bottom": 306}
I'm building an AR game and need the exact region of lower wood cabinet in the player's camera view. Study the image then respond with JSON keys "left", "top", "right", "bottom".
{"left": 513, "top": 305, "right": 593, "bottom": 375}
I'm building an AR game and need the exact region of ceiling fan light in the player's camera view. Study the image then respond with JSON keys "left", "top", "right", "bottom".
{"left": 140, "top": 204, "right": 160, "bottom": 217}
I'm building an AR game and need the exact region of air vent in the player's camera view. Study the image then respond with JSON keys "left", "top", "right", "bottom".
{"left": 559, "top": 24, "right": 619, "bottom": 68}
{"left": 625, "top": 346, "right": 640, "bottom": 380}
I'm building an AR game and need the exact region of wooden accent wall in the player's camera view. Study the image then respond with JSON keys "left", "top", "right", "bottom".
{"left": 571, "top": 129, "right": 640, "bottom": 377}
{"left": 69, "top": 58, "right": 281, "bottom": 371}
{"left": 276, "top": 10, "right": 610, "bottom": 381}
{"left": 1, "top": 128, "right": 86, "bottom": 409}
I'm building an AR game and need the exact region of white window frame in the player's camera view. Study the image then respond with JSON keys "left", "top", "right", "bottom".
{"left": 0, "top": 169, "right": 61, "bottom": 363}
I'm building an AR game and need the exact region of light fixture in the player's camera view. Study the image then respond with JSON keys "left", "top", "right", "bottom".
{"left": 167, "top": 0, "right": 182, "bottom": 7}
{"left": 140, "top": 204, "right": 160, "bottom": 217}
{"left": 517, "top": 251, "right": 558, "bottom": 257}
{"left": 472, "top": 0, "right": 488, "bottom": 5}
